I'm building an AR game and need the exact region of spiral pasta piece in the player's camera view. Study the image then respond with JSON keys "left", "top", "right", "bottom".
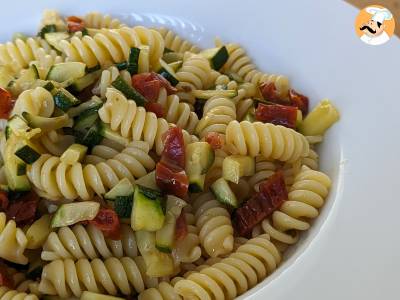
{"left": 196, "top": 96, "right": 236, "bottom": 138}
{"left": 247, "top": 156, "right": 279, "bottom": 192}
{"left": 38, "top": 256, "right": 156, "bottom": 298}
{"left": 0, "top": 212, "right": 28, "bottom": 264}
{"left": 36, "top": 131, "right": 75, "bottom": 157}
{"left": 0, "top": 287, "right": 38, "bottom": 300}
{"left": 0, "top": 38, "right": 62, "bottom": 73}
{"left": 174, "top": 234, "right": 281, "bottom": 300}
{"left": 192, "top": 193, "right": 234, "bottom": 258}
{"left": 223, "top": 43, "right": 290, "bottom": 99}
{"left": 176, "top": 53, "right": 212, "bottom": 104}
{"left": 156, "top": 27, "right": 200, "bottom": 53}
{"left": 156, "top": 88, "right": 198, "bottom": 134}
{"left": 262, "top": 166, "right": 331, "bottom": 246}
{"left": 92, "top": 65, "right": 132, "bottom": 98}
{"left": 98, "top": 88, "right": 197, "bottom": 155}
{"left": 11, "top": 87, "right": 54, "bottom": 117}
{"left": 27, "top": 141, "right": 155, "bottom": 200}
{"left": 84, "top": 12, "right": 125, "bottom": 29}
{"left": 41, "top": 223, "right": 138, "bottom": 261}
{"left": 139, "top": 282, "right": 181, "bottom": 300}
{"left": 40, "top": 9, "right": 67, "bottom": 31}
{"left": 226, "top": 120, "right": 310, "bottom": 162}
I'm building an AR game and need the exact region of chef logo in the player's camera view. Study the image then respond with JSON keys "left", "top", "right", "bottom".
{"left": 355, "top": 5, "right": 395, "bottom": 45}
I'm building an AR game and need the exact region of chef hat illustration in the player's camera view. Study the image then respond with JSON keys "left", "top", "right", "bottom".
{"left": 366, "top": 6, "right": 393, "bottom": 23}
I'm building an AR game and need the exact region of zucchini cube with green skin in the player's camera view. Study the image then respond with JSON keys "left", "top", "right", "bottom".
{"left": 222, "top": 155, "right": 255, "bottom": 184}
{"left": 131, "top": 185, "right": 166, "bottom": 231}
{"left": 51, "top": 201, "right": 100, "bottom": 228}
{"left": 200, "top": 46, "right": 229, "bottom": 70}
{"left": 157, "top": 59, "right": 179, "bottom": 86}
{"left": 60, "top": 144, "right": 88, "bottom": 164}
{"left": 53, "top": 88, "right": 80, "bottom": 111}
{"left": 111, "top": 76, "right": 147, "bottom": 106}
{"left": 105, "top": 178, "right": 134, "bottom": 219}
{"left": 46, "top": 62, "right": 86, "bottom": 83}
{"left": 22, "top": 112, "right": 70, "bottom": 133}
{"left": 211, "top": 177, "right": 239, "bottom": 208}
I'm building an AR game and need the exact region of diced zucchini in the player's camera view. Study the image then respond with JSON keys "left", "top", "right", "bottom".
{"left": 98, "top": 122, "right": 129, "bottom": 146}
{"left": 127, "top": 47, "right": 140, "bottom": 75}
{"left": 135, "top": 171, "right": 159, "bottom": 191}
{"left": 22, "top": 112, "right": 69, "bottom": 133}
{"left": 68, "top": 71, "right": 100, "bottom": 93}
{"left": 210, "top": 177, "right": 238, "bottom": 208}
{"left": 115, "top": 61, "right": 128, "bottom": 70}
{"left": 85, "top": 64, "right": 101, "bottom": 73}
{"left": 38, "top": 24, "right": 57, "bottom": 39}
{"left": 67, "top": 96, "right": 103, "bottom": 118}
{"left": 157, "top": 59, "right": 179, "bottom": 86}
{"left": 299, "top": 99, "right": 340, "bottom": 136}
{"left": 14, "top": 143, "right": 41, "bottom": 164}
{"left": 162, "top": 52, "right": 184, "bottom": 64}
{"left": 42, "top": 81, "right": 55, "bottom": 91}
{"left": 192, "top": 89, "right": 237, "bottom": 99}
{"left": 51, "top": 201, "right": 100, "bottom": 228}
{"left": 81, "top": 291, "right": 125, "bottom": 300}
{"left": 46, "top": 62, "right": 86, "bottom": 83}
{"left": 75, "top": 124, "right": 103, "bottom": 148}
{"left": 17, "top": 163, "right": 26, "bottom": 176}
{"left": 53, "top": 88, "right": 80, "bottom": 111}
{"left": 222, "top": 155, "right": 255, "bottom": 184}
{"left": 163, "top": 47, "right": 173, "bottom": 54}
{"left": 135, "top": 230, "right": 175, "bottom": 277}
{"left": 201, "top": 46, "right": 229, "bottom": 70}
{"left": 131, "top": 185, "right": 165, "bottom": 231}
{"left": 185, "top": 142, "right": 215, "bottom": 192}
{"left": 73, "top": 111, "right": 99, "bottom": 132}
{"left": 5, "top": 115, "right": 30, "bottom": 139}
{"left": 111, "top": 76, "right": 147, "bottom": 106}
{"left": 60, "top": 144, "right": 88, "bottom": 164}
{"left": 105, "top": 178, "right": 134, "bottom": 218}
{"left": 25, "top": 214, "right": 52, "bottom": 249}
{"left": 4, "top": 135, "right": 31, "bottom": 191}
{"left": 44, "top": 32, "right": 70, "bottom": 52}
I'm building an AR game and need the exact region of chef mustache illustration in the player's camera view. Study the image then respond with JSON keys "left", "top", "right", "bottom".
{"left": 359, "top": 22, "right": 382, "bottom": 34}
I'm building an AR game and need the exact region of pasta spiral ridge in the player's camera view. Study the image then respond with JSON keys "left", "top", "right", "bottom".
{"left": 36, "top": 131, "right": 75, "bottom": 157}
{"left": 92, "top": 65, "right": 132, "bottom": 98}
{"left": 223, "top": 43, "right": 290, "bottom": 98}
{"left": 0, "top": 287, "right": 38, "bottom": 300}
{"left": 196, "top": 96, "right": 236, "bottom": 138}
{"left": 0, "top": 38, "right": 62, "bottom": 73}
{"left": 192, "top": 193, "right": 234, "bottom": 258}
{"left": 262, "top": 165, "right": 331, "bottom": 245}
{"left": 156, "top": 88, "right": 199, "bottom": 134}
{"left": 174, "top": 234, "right": 281, "bottom": 300}
{"left": 0, "top": 212, "right": 28, "bottom": 264}
{"left": 38, "top": 256, "right": 156, "bottom": 298}
{"left": 156, "top": 27, "right": 200, "bottom": 53}
{"left": 27, "top": 142, "right": 155, "bottom": 200}
{"left": 176, "top": 53, "right": 212, "bottom": 105}
{"left": 12, "top": 87, "right": 55, "bottom": 117}
{"left": 98, "top": 88, "right": 197, "bottom": 155}
{"left": 41, "top": 223, "right": 138, "bottom": 261}
{"left": 84, "top": 12, "right": 125, "bottom": 29}
{"left": 225, "top": 120, "right": 310, "bottom": 162}
{"left": 247, "top": 156, "right": 279, "bottom": 192}
{"left": 139, "top": 282, "right": 181, "bottom": 300}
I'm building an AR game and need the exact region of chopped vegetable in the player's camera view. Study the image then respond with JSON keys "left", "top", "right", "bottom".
{"left": 0, "top": 191, "right": 8, "bottom": 211}
{"left": 6, "top": 191, "right": 39, "bottom": 227}
{"left": 234, "top": 171, "right": 287, "bottom": 236}
{"left": 0, "top": 87, "right": 14, "bottom": 119}
{"left": 211, "top": 177, "right": 239, "bottom": 208}
{"left": 145, "top": 102, "right": 164, "bottom": 118}
{"left": 161, "top": 127, "right": 185, "bottom": 168}
{"left": 0, "top": 264, "right": 14, "bottom": 289}
{"left": 255, "top": 103, "right": 298, "bottom": 128}
{"left": 222, "top": 155, "right": 255, "bottom": 184}
{"left": 67, "top": 16, "right": 85, "bottom": 33}
{"left": 112, "top": 76, "right": 147, "bottom": 106}
{"left": 175, "top": 211, "right": 188, "bottom": 241}
{"left": 289, "top": 89, "right": 309, "bottom": 115}
{"left": 259, "top": 82, "right": 280, "bottom": 102}
{"left": 89, "top": 208, "right": 121, "bottom": 240}
{"left": 205, "top": 132, "right": 224, "bottom": 150}
{"left": 156, "top": 162, "right": 188, "bottom": 199}
{"left": 51, "top": 201, "right": 100, "bottom": 228}
{"left": 38, "top": 24, "right": 57, "bottom": 39}
{"left": 132, "top": 72, "right": 177, "bottom": 101}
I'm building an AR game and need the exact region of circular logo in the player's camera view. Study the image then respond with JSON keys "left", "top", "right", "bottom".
{"left": 355, "top": 4, "right": 395, "bottom": 46}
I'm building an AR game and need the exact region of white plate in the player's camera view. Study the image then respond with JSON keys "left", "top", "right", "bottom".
{"left": 2, "top": 0, "right": 400, "bottom": 299}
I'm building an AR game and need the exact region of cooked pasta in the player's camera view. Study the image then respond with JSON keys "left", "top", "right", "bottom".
{"left": 37, "top": 131, "right": 75, "bottom": 157}
{"left": 38, "top": 256, "right": 155, "bottom": 298}
{"left": 83, "top": 12, "right": 125, "bottom": 29}
{"left": 192, "top": 193, "right": 234, "bottom": 257}
{"left": 41, "top": 223, "right": 138, "bottom": 261}
{"left": 225, "top": 120, "right": 310, "bottom": 162}
{"left": 40, "top": 9, "right": 67, "bottom": 31}
{"left": 0, "top": 287, "right": 39, "bottom": 300}
{"left": 174, "top": 234, "right": 281, "bottom": 299}
{"left": 156, "top": 27, "right": 200, "bottom": 54}
{"left": 138, "top": 282, "right": 181, "bottom": 300}
{"left": 0, "top": 212, "right": 28, "bottom": 264}
{"left": 247, "top": 156, "right": 278, "bottom": 192}
{"left": 98, "top": 88, "right": 197, "bottom": 155}
{"left": 92, "top": 66, "right": 132, "bottom": 98}
{"left": 11, "top": 87, "right": 55, "bottom": 117}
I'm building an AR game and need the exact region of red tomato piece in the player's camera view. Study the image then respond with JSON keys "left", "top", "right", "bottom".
{"left": 156, "top": 162, "right": 188, "bottom": 198}
{"left": 234, "top": 171, "right": 287, "bottom": 236}
{"left": 6, "top": 191, "right": 39, "bottom": 227}
{"left": 132, "top": 72, "right": 177, "bottom": 101}
{"left": 175, "top": 211, "right": 188, "bottom": 241}
{"left": 0, "top": 264, "right": 13, "bottom": 289}
{"left": 0, "top": 88, "right": 14, "bottom": 119}
{"left": 67, "top": 16, "right": 85, "bottom": 33}
{"left": 0, "top": 191, "right": 8, "bottom": 211}
{"left": 289, "top": 89, "right": 309, "bottom": 115}
{"left": 142, "top": 80, "right": 162, "bottom": 102}
{"left": 205, "top": 132, "right": 224, "bottom": 150}
{"left": 161, "top": 127, "right": 185, "bottom": 169}
{"left": 255, "top": 103, "right": 298, "bottom": 128}
{"left": 89, "top": 208, "right": 121, "bottom": 240}
{"left": 145, "top": 102, "right": 164, "bottom": 118}
{"left": 259, "top": 82, "right": 280, "bottom": 101}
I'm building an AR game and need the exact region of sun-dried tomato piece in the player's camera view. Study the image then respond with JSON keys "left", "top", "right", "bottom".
{"left": 255, "top": 103, "right": 298, "bottom": 128}
{"left": 259, "top": 82, "right": 280, "bottom": 102}
{"left": 205, "top": 132, "right": 224, "bottom": 150}
{"left": 6, "top": 192, "right": 39, "bottom": 227}
{"left": 89, "top": 208, "right": 121, "bottom": 240}
{"left": 156, "top": 162, "right": 188, "bottom": 198}
{"left": 145, "top": 102, "right": 164, "bottom": 118}
{"left": 132, "top": 72, "right": 177, "bottom": 101}
{"left": 175, "top": 211, "right": 188, "bottom": 241}
{"left": 0, "top": 191, "right": 9, "bottom": 212}
{"left": 161, "top": 127, "right": 185, "bottom": 169}
{"left": 67, "top": 16, "right": 85, "bottom": 33}
{"left": 0, "top": 263, "right": 13, "bottom": 289}
{"left": 234, "top": 171, "right": 287, "bottom": 236}
{"left": 0, "top": 88, "right": 14, "bottom": 119}
{"left": 289, "top": 89, "right": 309, "bottom": 115}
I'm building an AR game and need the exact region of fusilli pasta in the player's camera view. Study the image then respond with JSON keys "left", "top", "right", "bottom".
{"left": 156, "top": 27, "right": 200, "bottom": 53}
{"left": 83, "top": 12, "right": 125, "bottom": 29}
{"left": 0, "top": 212, "right": 28, "bottom": 264}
